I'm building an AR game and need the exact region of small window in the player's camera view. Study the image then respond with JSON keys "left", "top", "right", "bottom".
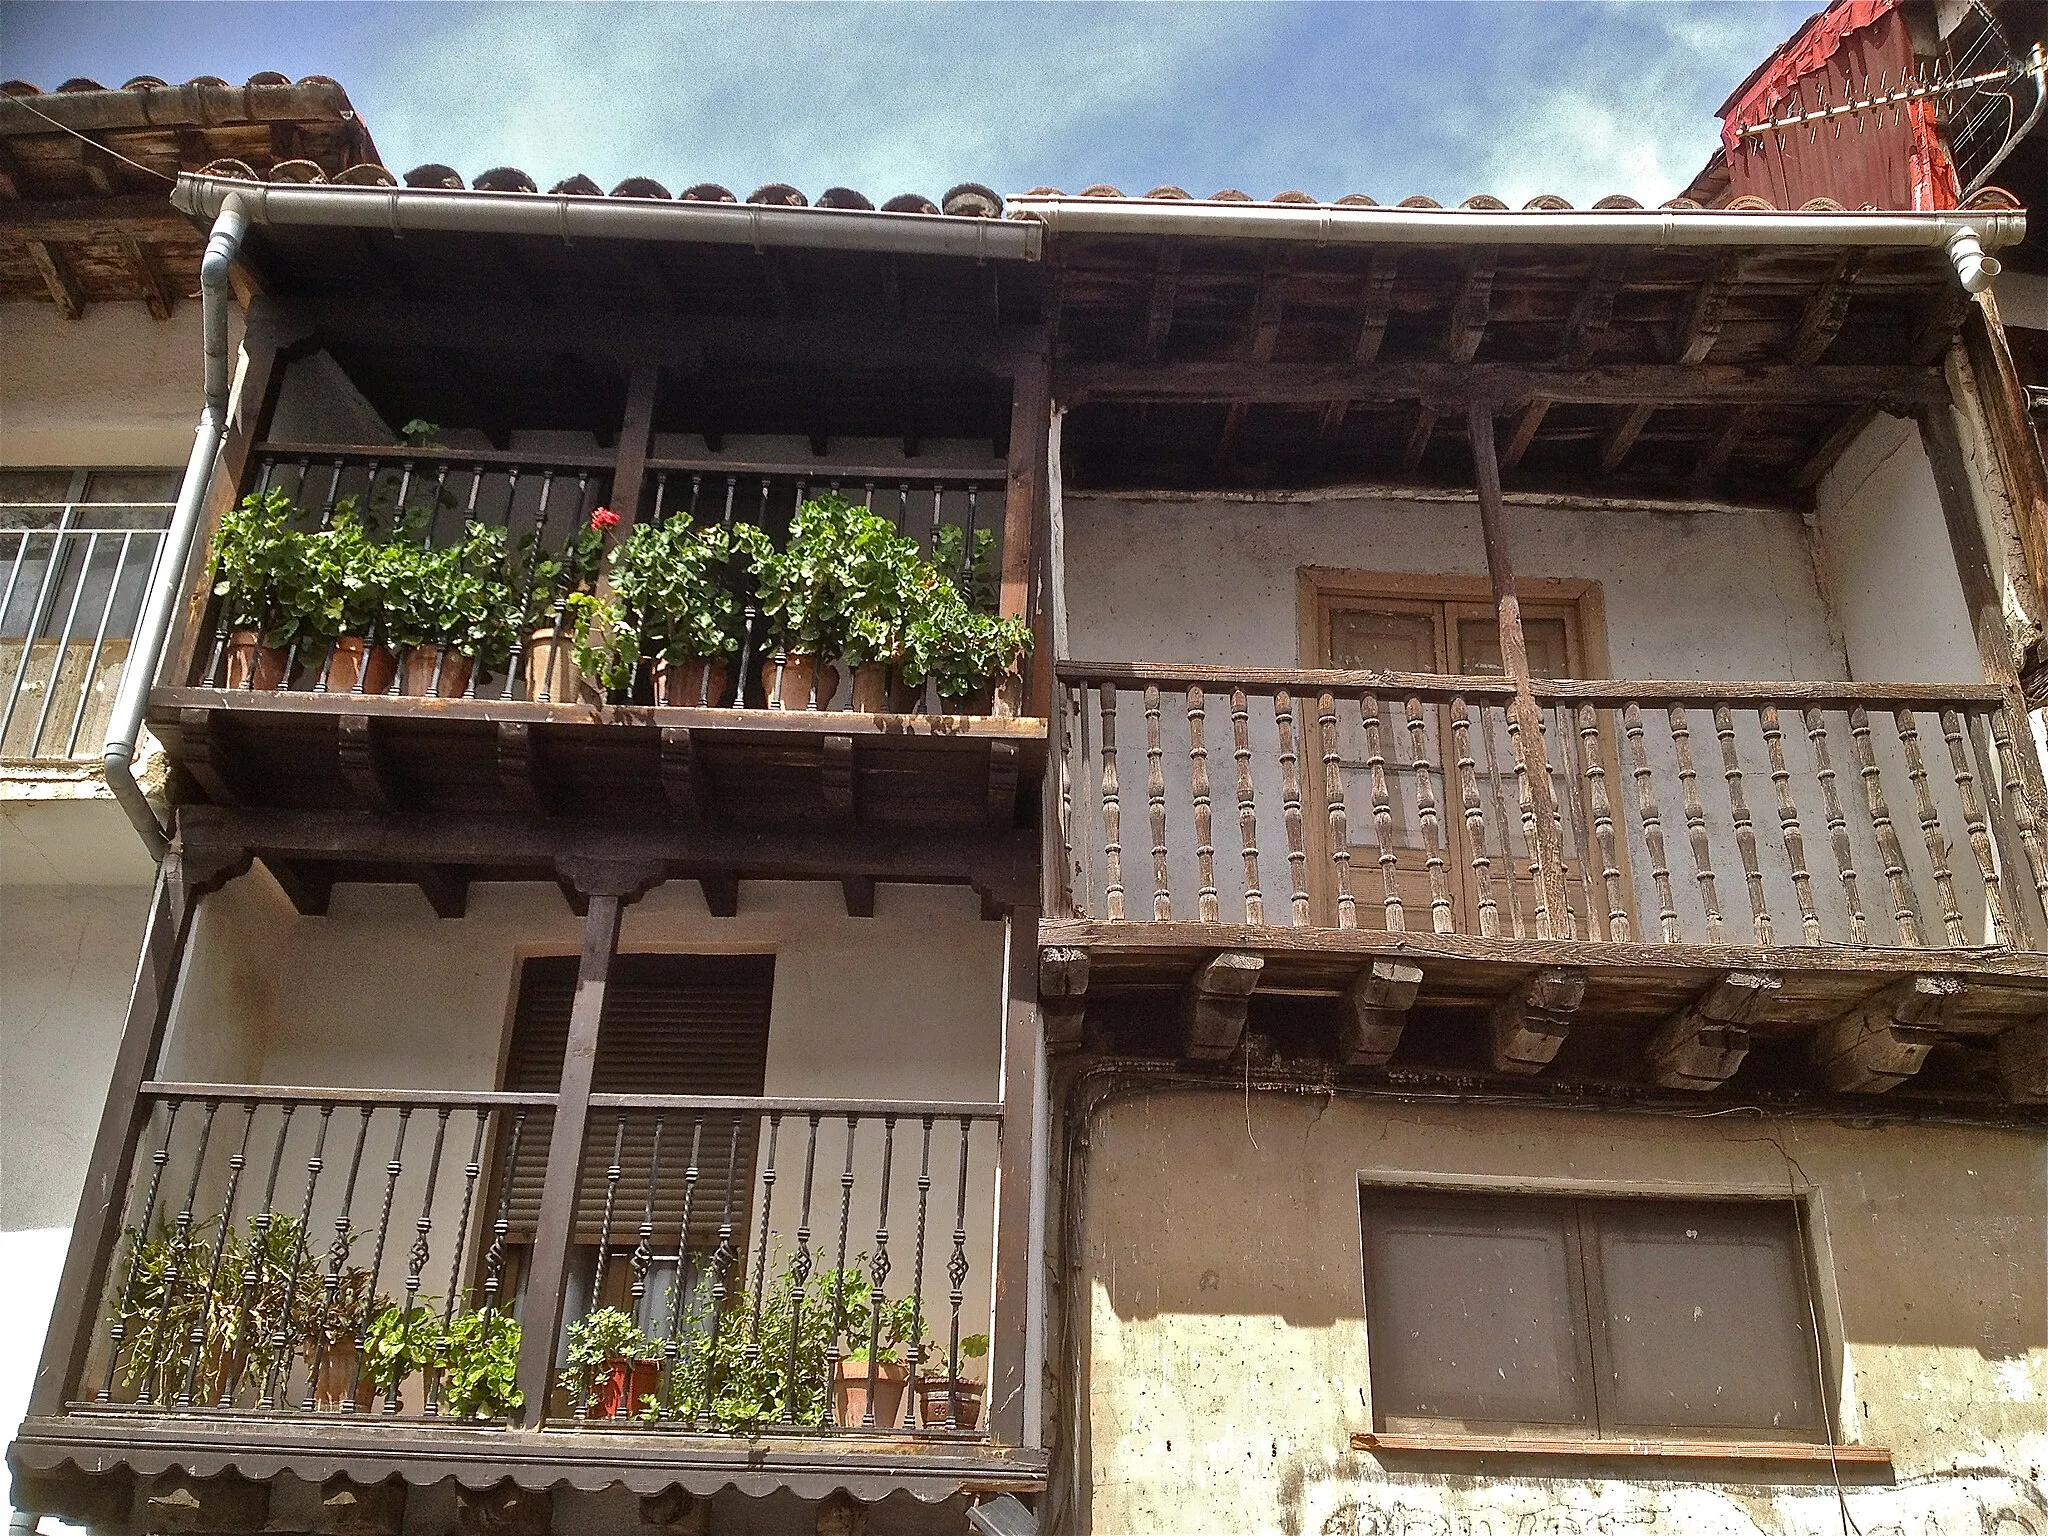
{"left": 1361, "top": 1192, "right": 1828, "bottom": 1443}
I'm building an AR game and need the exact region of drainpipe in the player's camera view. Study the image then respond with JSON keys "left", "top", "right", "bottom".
{"left": 104, "top": 194, "right": 248, "bottom": 857}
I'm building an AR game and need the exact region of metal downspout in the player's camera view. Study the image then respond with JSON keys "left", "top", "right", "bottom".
{"left": 103, "top": 194, "right": 248, "bottom": 857}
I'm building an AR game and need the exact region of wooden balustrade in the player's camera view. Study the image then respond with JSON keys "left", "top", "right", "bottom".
{"left": 1054, "top": 663, "right": 2048, "bottom": 954}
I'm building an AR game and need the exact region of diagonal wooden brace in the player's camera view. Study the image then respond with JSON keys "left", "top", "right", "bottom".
{"left": 1183, "top": 950, "right": 1264, "bottom": 1061}
{"left": 1490, "top": 967, "right": 1586, "bottom": 1076}
{"left": 1647, "top": 970, "right": 1778, "bottom": 1091}
{"left": 1815, "top": 975, "right": 1961, "bottom": 1093}
{"left": 1339, "top": 959, "right": 1424, "bottom": 1067}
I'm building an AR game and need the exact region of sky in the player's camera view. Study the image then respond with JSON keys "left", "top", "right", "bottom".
{"left": 1, "top": 1, "right": 1828, "bottom": 209}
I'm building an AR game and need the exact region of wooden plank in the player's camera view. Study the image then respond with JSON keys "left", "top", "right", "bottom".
{"left": 1646, "top": 971, "right": 1777, "bottom": 1090}
{"left": 1061, "top": 361, "right": 1947, "bottom": 409}
{"left": 1815, "top": 974, "right": 1961, "bottom": 1093}
{"left": 1183, "top": 950, "right": 1264, "bottom": 1060}
{"left": 1597, "top": 404, "right": 1654, "bottom": 474}
{"left": 26, "top": 239, "right": 82, "bottom": 319}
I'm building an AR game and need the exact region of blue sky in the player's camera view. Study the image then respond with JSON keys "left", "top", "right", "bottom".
{"left": 2, "top": 2, "right": 1825, "bottom": 207}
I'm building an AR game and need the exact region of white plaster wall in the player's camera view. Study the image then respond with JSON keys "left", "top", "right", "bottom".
{"left": 1075, "top": 1091, "right": 2048, "bottom": 1536}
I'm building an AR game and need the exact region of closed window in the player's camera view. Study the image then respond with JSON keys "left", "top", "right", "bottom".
{"left": 1360, "top": 1192, "right": 1828, "bottom": 1442}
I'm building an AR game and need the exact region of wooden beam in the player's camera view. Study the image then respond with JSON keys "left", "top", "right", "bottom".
{"left": 1351, "top": 249, "right": 1401, "bottom": 366}
{"left": 605, "top": 362, "right": 660, "bottom": 536}
{"left": 1215, "top": 400, "right": 1250, "bottom": 472}
{"left": 1338, "top": 959, "right": 1423, "bottom": 1067}
{"left": 1040, "top": 945, "right": 1089, "bottom": 1050}
{"left": 336, "top": 715, "right": 394, "bottom": 812}
{"left": 512, "top": 888, "right": 625, "bottom": 1422}
{"left": 1248, "top": 254, "right": 1290, "bottom": 362}
{"left": 821, "top": 734, "right": 855, "bottom": 820}
{"left": 1598, "top": 403, "right": 1655, "bottom": 474}
{"left": 1446, "top": 249, "right": 1497, "bottom": 363}
{"left": 262, "top": 857, "right": 333, "bottom": 917}
{"left": 495, "top": 721, "right": 548, "bottom": 816}
{"left": 1560, "top": 251, "right": 1625, "bottom": 366}
{"left": 1646, "top": 970, "right": 1776, "bottom": 1090}
{"left": 1691, "top": 405, "right": 1755, "bottom": 490}
{"left": 987, "top": 739, "right": 1019, "bottom": 826}
{"left": 1183, "top": 950, "right": 1264, "bottom": 1060}
{"left": 415, "top": 866, "right": 470, "bottom": 920}
{"left": 1791, "top": 403, "right": 1878, "bottom": 490}
{"left": 1315, "top": 400, "right": 1350, "bottom": 447}
{"left": 178, "top": 707, "right": 241, "bottom": 805}
{"left": 1062, "top": 361, "right": 1943, "bottom": 410}
{"left": 77, "top": 136, "right": 117, "bottom": 196}
{"left": 27, "top": 239, "right": 82, "bottom": 319}
{"left": 840, "top": 874, "right": 876, "bottom": 918}
{"left": 1469, "top": 407, "right": 1571, "bottom": 934}
{"left": 1402, "top": 405, "right": 1438, "bottom": 473}
{"left": 999, "top": 341, "right": 1051, "bottom": 623}
{"left": 1144, "top": 242, "right": 1182, "bottom": 358}
{"left": 1996, "top": 1014, "right": 2048, "bottom": 1103}
{"left": 119, "top": 234, "right": 173, "bottom": 320}
{"left": 1964, "top": 295, "right": 2048, "bottom": 616}
{"left": 1490, "top": 967, "right": 1586, "bottom": 1075}
{"left": 1814, "top": 974, "right": 1959, "bottom": 1093}
{"left": 988, "top": 908, "right": 1045, "bottom": 1445}
{"left": 1791, "top": 255, "right": 1859, "bottom": 364}
{"left": 657, "top": 726, "right": 702, "bottom": 820}
{"left": 1502, "top": 398, "right": 1550, "bottom": 471}
{"left": 0, "top": 193, "right": 193, "bottom": 238}
{"left": 1673, "top": 254, "right": 1739, "bottom": 364}
{"left": 698, "top": 872, "right": 739, "bottom": 918}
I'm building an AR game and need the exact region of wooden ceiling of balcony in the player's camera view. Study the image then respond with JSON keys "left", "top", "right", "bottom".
{"left": 1051, "top": 234, "right": 1972, "bottom": 504}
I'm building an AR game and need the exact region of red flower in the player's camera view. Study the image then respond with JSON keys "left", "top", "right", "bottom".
{"left": 589, "top": 506, "right": 620, "bottom": 530}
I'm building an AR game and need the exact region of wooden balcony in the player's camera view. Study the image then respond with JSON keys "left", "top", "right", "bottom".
{"left": 1043, "top": 662, "right": 2048, "bottom": 1102}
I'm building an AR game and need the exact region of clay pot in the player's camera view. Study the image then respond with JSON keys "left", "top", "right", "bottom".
{"left": 523, "top": 626, "right": 581, "bottom": 704}
{"left": 850, "top": 662, "right": 920, "bottom": 715}
{"left": 309, "top": 1341, "right": 376, "bottom": 1412}
{"left": 401, "top": 645, "right": 474, "bottom": 698}
{"left": 591, "top": 1358, "right": 660, "bottom": 1422}
{"left": 938, "top": 685, "right": 995, "bottom": 717}
{"left": 223, "top": 630, "right": 290, "bottom": 691}
{"left": 650, "top": 656, "right": 730, "bottom": 707}
{"left": 991, "top": 671, "right": 1025, "bottom": 720}
{"left": 831, "top": 1359, "right": 909, "bottom": 1429}
{"left": 760, "top": 653, "right": 840, "bottom": 711}
{"left": 913, "top": 1377, "right": 984, "bottom": 1432}
{"left": 325, "top": 635, "right": 397, "bottom": 696}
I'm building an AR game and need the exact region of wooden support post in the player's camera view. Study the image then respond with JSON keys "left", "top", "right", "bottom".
{"left": 1182, "top": 950, "right": 1264, "bottom": 1060}
{"left": 1815, "top": 975, "right": 1961, "bottom": 1093}
{"left": 1490, "top": 967, "right": 1585, "bottom": 1076}
{"left": 1646, "top": 971, "right": 1777, "bottom": 1091}
{"left": 1000, "top": 346, "right": 1051, "bottom": 625}
{"left": 840, "top": 874, "right": 876, "bottom": 918}
{"left": 27, "top": 845, "right": 236, "bottom": 1416}
{"left": 1996, "top": 1014, "right": 2048, "bottom": 1104}
{"left": 989, "top": 907, "right": 1045, "bottom": 1445}
{"left": 510, "top": 886, "right": 626, "bottom": 1424}
{"left": 1963, "top": 295, "right": 2048, "bottom": 614}
{"left": 1338, "top": 959, "right": 1423, "bottom": 1067}
{"left": 603, "top": 362, "right": 660, "bottom": 538}
{"left": 1040, "top": 944, "right": 1090, "bottom": 1049}
{"left": 1469, "top": 405, "right": 1571, "bottom": 933}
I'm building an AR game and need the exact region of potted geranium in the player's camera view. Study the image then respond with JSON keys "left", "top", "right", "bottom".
{"left": 906, "top": 587, "right": 1033, "bottom": 717}
{"left": 209, "top": 488, "right": 310, "bottom": 690}
{"left": 361, "top": 1297, "right": 443, "bottom": 1413}
{"left": 914, "top": 1331, "right": 988, "bottom": 1431}
{"left": 561, "top": 1305, "right": 660, "bottom": 1421}
{"left": 376, "top": 516, "right": 518, "bottom": 698}
{"left": 600, "top": 519, "right": 744, "bottom": 705}
{"left": 435, "top": 1306, "right": 523, "bottom": 1420}
{"left": 735, "top": 495, "right": 867, "bottom": 710}
{"left": 839, "top": 511, "right": 939, "bottom": 714}
{"left": 516, "top": 505, "right": 616, "bottom": 704}
{"left": 289, "top": 499, "right": 398, "bottom": 695}
{"left": 825, "top": 1279, "right": 917, "bottom": 1429}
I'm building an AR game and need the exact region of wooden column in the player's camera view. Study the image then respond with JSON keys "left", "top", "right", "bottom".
{"left": 988, "top": 906, "right": 1045, "bottom": 1445}
{"left": 510, "top": 884, "right": 626, "bottom": 1425}
{"left": 1002, "top": 342, "right": 1053, "bottom": 719}
{"left": 1468, "top": 404, "right": 1571, "bottom": 932}
{"left": 605, "top": 362, "right": 661, "bottom": 539}
{"left": 27, "top": 839, "right": 244, "bottom": 1416}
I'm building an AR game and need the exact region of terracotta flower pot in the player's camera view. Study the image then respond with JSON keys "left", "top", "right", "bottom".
{"left": 223, "top": 629, "right": 290, "bottom": 691}
{"left": 938, "top": 684, "right": 995, "bottom": 717}
{"left": 325, "top": 635, "right": 397, "bottom": 696}
{"left": 760, "top": 653, "right": 840, "bottom": 711}
{"left": 401, "top": 644, "right": 474, "bottom": 698}
{"left": 913, "top": 1376, "right": 984, "bottom": 1431}
{"left": 523, "top": 626, "right": 582, "bottom": 704}
{"left": 850, "top": 662, "right": 920, "bottom": 714}
{"left": 831, "top": 1359, "right": 909, "bottom": 1429}
{"left": 591, "top": 1358, "right": 660, "bottom": 1421}
{"left": 650, "top": 656, "right": 730, "bottom": 707}
{"left": 991, "top": 671, "right": 1025, "bottom": 720}
{"left": 308, "top": 1340, "right": 376, "bottom": 1412}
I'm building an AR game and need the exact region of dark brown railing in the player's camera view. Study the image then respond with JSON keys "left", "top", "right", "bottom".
{"left": 72, "top": 1083, "right": 1003, "bottom": 1440}
{"left": 1054, "top": 662, "right": 2048, "bottom": 952}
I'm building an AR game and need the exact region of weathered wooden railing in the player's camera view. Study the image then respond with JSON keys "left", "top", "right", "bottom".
{"left": 1053, "top": 663, "right": 2048, "bottom": 952}
{"left": 190, "top": 443, "right": 1005, "bottom": 708}
{"left": 69, "top": 1083, "right": 1004, "bottom": 1440}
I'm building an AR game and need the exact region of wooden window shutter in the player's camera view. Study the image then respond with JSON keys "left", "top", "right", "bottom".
{"left": 499, "top": 953, "right": 774, "bottom": 1248}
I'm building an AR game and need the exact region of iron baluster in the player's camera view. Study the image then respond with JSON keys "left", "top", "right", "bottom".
{"left": 305, "top": 1105, "right": 373, "bottom": 1410}
{"left": 100, "top": 1098, "right": 182, "bottom": 1402}
{"left": 746, "top": 1113, "right": 782, "bottom": 1378}
{"left": 579, "top": 1113, "right": 630, "bottom": 1423}
{"left": 25, "top": 528, "right": 100, "bottom": 751}
{"left": 621, "top": 1115, "right": 665, "bottom": 1422}
{"left": 343, "top": 1107, "right": 411, "bottom": 1412}
{"left": 428, "top": 1109, "right": 491, "bottom": 1417}
{"left": 697, "top": 1116, "right": 745, "bottom": 1430}
{"left": 945, "top": 1118, "right": 972, "bottom": 1431}
{"left": 263, "top": 1103, "right": 330, "bottom": 1410}
{"left": 60, "top": 527, "right": 136, "bottom": 758}
{"left": 145, "top": 1099, "right": 216, "bottom": 1404}
{"left": 783, "top": 1113, "right": 822, "bottom": 1425}
{"left": 660, "top": 1114, "right": 706, "bottom": 1424}
{"left": 903, "top": 1117, "right": 935, "bottom": 1428}
{"left": 863, "top": 1116, "right": 898, "bottom": 1426}
{"left": 386, "top": 1106, "right": 450, "bottom": 1414}
{"left": 824, "top": 1116, "right": 859, "bottom": 1427}
{"left": 220, "top": 1102, "right": 294, "bottom": 1406}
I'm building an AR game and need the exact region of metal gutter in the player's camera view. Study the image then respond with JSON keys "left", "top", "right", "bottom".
{"left": 171, "top": 174, "right": 1042, "bottom": 261}
{"left": 103, "top": 194, "right": 248, "bottom": 857}
{"left": 1006, "top": 194, "right": 2023, "bottom": 290}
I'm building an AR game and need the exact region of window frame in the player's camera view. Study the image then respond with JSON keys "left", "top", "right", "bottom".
{"left": 1357, "top": 1178, "right": 1846, "bottom": 1449}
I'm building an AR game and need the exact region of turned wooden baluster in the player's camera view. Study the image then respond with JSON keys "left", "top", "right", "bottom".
{"left": 1404, "top": 696, "right": 1454, "bottom": 935}
{"left": 1576, "top": 704, "right": 1628, "bottom": 940}
{"left": 1504, "top": 708, "right": 1553, "bottom": 938}
{"left": 1712, "top": 704, "right": 1773, "bottom": 945}
{"left": 1451, "top": 698, "right": 1500, "bottom": 939}
{"left": 1360, "top": 693, "right": 1404, "bottom": 933}
{"left": 1848, "top": 704, "right": 1922, "bottom": 945}
{"left": 1188, "top": 686, "right": 1219, "bottom": 923}
{"left": 1988, "top": 705, "right": 2048, "bottom": 923}
{"left": 1479, "top": 703, "right": 1528, "bottom": 938}
{"left": 1543, "top": 709, "right": 1589, "bottom": 941}
{"left": 1802, "top": 708, "right": 1867, "bottom": 945}
{"left": 1231, "top": 688, "right": 1265, "bottom": 924}
{"left": 1894, "top": 708, "right": 1964, "bottom": 945}
{"left": 1062, "top": 686, "right": 1091, "bottom": 918}
{"left": 1145, "top": 685, "right": 1171, "bottom": 920}
{"left": 1274, "top": 690, "right": 1312, "bottom": 925}
{"left": 1318, "top": 692, "right": 1357, "bottom": 930}
{"left": 1760, "top": 705, "right": 1822, "bottom": 945}
{"left": 1668, "top": 706, "right": 1724, "bottom": 943}
{"left": 1098, "top": 682, "right": 1125, "bottom": 922}
{"left": 1940, "top": 706, "right": 2015, "bottom": 947}
{"left": 1622, "top": 703, "right": 1678, "bottom": 943}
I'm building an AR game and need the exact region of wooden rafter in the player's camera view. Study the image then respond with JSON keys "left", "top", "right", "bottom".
{"left": 0, "top": 194, "right": 191, "bottom": 238}
{"left": 1791, "top": 254, "right": 1860, "bottom": 365}
{"left": 27, "top": 239, "right": 82, "bottom": 319}
{"left": 1673, "top": 253, "right": 1740, "bottom": 365}
{"left": 1599, "top": 403, "right": 1656, "bottom": 473}
{"left": 1791, "top": 403, "right": 1879, "bottom": 490}
{"left": 1247, "top": 254, "right": 1290, "bottom": 362}
{"left": 1351, "top": 248, "right": 1401, "bottom": 365}
{"left": 1559, "top": 250, "right": 1626, "bottom": 366}
{"left": 1403, "top": 404, "right": 1439, "bottom": 472}
{"left": 122, "top": 234, "right": 173, "bottom": 320}
{"left": 1692, "top": 405, "right": 1756, "bottom": 488}
{"left": 1446, "top": 248, "right": 1497, "bottom": 363}
{"left": 1145, "top": 241, "right": 1181, "bottom": 358}
{"left": 1502, "top": 398, "right": 1550, "bottom": 470}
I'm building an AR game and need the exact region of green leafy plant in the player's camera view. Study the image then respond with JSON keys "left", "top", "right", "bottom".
{"left": 210, "top": 488, "right": 312, "bottom": 644}
{"left": 376, "top": 516, "right": 519, "bottom": 662}
{"left": 933, "top": 525, "right": 1000, "bottom": 616}
{"left": 361, "top": 1299, "right": 442, "bottom": 1399}
{"left": 609, "top": 519, "right": 745, "bottom": 665}
{"left": 399, "top": 419, "right": 443, "bottom": 448}
{"left": 437, "top": 1307, "right": 523, "bottom": 1420}
{"left": 903, "top": 586, "right": 1032, "bottom": 703}
{"left": 560, "top": 1304, "right": 657, "bottom": 1408}
{"left": 734, "top": 493, "right": 869, "bottom": 657}
{"left": 839, "top": 516, "right": 944, "bottom": 670}
{"left": 516, "top": 505, "right": 618, "bottom": 630}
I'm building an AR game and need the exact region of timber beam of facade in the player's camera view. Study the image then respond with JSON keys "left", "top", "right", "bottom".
{"left": 1338, "top": 959, "right": 1424, "bottom": 1068}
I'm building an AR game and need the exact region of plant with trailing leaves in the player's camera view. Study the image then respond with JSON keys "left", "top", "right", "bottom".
{"left": 210, "top": 488, "right": 315, "bottom": 645}
{"left": 515, "top": 505, "right": 618, "bottom": 629}
{"left": 733, "top": 494, "right": 868, "bottom": 657}
{"left": 903, "top": 584, "right": 1032, "bottom": 703}
{"left": 375, "top": 515, "right": 519, "bottom": 662}
{"left": 437, "top": 1307, "right": 523, "bottom": 1420}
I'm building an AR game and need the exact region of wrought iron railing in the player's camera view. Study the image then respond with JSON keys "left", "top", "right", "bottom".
{"left": 190, "top": 444, "right": 1004, "bottom": 709}
{"left": 73, "top": 1083, "right": 1003, "bottom": 1440}
{"left": 2, "top": 501, "right": 171, "bottom": 762}
{"left": 1053, "top": 662, "right": 2048, "bottom": 952}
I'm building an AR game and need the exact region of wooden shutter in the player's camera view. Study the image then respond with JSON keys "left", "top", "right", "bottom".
{"left": 499, "top": 953, "right": 774, "bottom": 1248}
